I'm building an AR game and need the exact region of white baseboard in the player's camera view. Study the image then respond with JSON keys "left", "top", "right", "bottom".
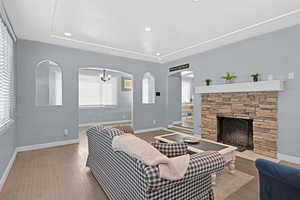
{"left": 0, "top": 150, "right": 17, "bottom": 192}
{"left": 278, "top": 153, "right": 300, "bottom": 165}
{"left": 16, "top": 139, "right": 80, "bottom": 152}
{"left": 79, "top": 120, "right": 131, "bottom": 127}
{"left": 168, "top": 124, "right": 194, "bottom": 132}
{"left": 135, "top": 127, "right": 164, "bottom": 134}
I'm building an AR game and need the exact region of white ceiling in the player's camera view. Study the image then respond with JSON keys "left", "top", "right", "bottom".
{"left": 3, "top": 0, "right": 300, "bottom": 63}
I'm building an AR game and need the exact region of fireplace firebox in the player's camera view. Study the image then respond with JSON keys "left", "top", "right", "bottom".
{"left": 217, "top": 117, "right": 253, "bottom": 152}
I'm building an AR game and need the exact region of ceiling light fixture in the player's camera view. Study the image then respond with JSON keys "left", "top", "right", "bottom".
{"left": 100, "top": 69, "right": 111, "bottom": 82}
{"left": 156, "top": 52, "right": 161, "bottom": 56}
{"left": 144, "top": 27, "right": 152, "bottom": 32}
{"left": 64, "top": 32, "right": 72, "bottom": 37}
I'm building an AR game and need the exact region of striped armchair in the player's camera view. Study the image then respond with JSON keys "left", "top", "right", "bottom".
{"left": 86, "top": 127, "right": 225, "bottom": 200}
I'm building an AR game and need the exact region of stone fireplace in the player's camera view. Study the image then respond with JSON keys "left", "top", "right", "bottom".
{"left": 201, "top": 92, "right": 278, "bottom": 158}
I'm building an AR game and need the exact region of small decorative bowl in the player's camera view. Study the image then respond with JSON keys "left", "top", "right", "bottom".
{"left": 183, "top": 137, "right": 199, "bottom": 144}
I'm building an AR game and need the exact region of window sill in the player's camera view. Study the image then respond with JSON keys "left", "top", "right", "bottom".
{"left": 0, "top": 119, "right": 15, "bottom": 136}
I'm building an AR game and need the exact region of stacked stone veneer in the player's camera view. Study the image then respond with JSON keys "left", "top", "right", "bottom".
{"left": 201, "top": 92, "right": 278, "bottom": 158}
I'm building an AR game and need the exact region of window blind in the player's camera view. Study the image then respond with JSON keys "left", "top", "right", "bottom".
{"left": 0, "top": 18, "right": 14, "bottom": 128}
{"left": 79, "top": 70, "right": 118, "bottom": 106}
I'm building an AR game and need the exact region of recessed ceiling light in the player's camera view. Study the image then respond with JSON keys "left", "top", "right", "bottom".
{"left": 156, "top": 52, "right": 161, "bottom": 56}
{"left": 64, "top": 32, "right": 72, "bottom": 37}
{"left": 144, "top": 27, "right": 152, "bottom": 32}
{"left": 193, "top": 0, "right": 200, "bottom": 2}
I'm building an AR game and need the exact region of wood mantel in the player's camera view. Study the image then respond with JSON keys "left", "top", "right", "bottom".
{"left": 195, "top": 80, "right": 284, "bottom": 94}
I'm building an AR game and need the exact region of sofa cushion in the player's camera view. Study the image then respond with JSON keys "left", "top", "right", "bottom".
{"left": 114, "top": 125, "right": 134, "bottom": 134}
{"left": 151, "top": 142, "right": 188, "bottom": 158}
{"left": 91, "top": 126, "right": 125, "bottom": 138}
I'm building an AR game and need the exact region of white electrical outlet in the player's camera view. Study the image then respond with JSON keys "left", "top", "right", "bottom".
{"left": 288, "top": 72, "right": 295, "bottom": 80}
{"left": 267, "top": 74, "right": 273, "bottom": 80}
{"left": 153, "top": 120, "right": 156, "bottom": 125}
{"left": 64, "top": 129, "right": 69, "bottom": 136}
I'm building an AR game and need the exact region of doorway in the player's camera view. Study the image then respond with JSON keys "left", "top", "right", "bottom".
{"left": 78, "top": 67, "right": 133, "bottom": 129}
{"left": 167, "top": 70, "right": 194, "bottom": 131}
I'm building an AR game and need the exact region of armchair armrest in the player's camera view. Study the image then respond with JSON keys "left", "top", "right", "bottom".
{"left": 184, "top": 151, "right": 225, "bottom": 179}
{"left": 256, "top": 159, "right": 300, "bottom": 190}
{"left": 151, "top": 142, "right": 188, "bottom": 157}
{"left": 136, "top": 151, "right": 225, "bottom": 192}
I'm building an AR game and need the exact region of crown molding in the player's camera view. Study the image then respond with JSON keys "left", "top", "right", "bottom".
{"left": 50, "top": 34, "right": 162, "bottom": 63}
{"left": 161, "top": 8, "right": 300, "bottom": 63}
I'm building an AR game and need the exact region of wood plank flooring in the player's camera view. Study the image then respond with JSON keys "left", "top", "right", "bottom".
{"left": 0, "top": 128, "right": 299, "bottom": 200}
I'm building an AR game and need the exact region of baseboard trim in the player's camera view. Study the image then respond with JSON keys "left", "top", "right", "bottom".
{"left": 79, "top": 120, "right": 131, "bottom": 127}
{"left": 16, "top": 139, "right": 80, "bottom": 152}
{"left": 135, "top": 127, "right": 164, "bottom": 134}
{"left": 168, "top": 125, "right": 194, "bottom": 132}
{"left": 0, "top": 150, "right": 17, "bottom": 192}
{"left": 278, "top": 153, "right": 300, "bottom": 165}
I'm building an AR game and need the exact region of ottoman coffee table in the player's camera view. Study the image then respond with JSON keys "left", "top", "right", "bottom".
{"left": 154, "top": 133, "right": 237, "bottom": 185}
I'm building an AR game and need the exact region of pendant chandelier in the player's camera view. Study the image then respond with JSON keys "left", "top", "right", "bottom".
{"left": 100, "top": 69, "right": 111, "bottom": 82}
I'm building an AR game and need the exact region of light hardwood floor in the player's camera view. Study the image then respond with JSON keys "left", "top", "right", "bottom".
{"left": 0, "top": 128, "right": 299, "bottom": 200}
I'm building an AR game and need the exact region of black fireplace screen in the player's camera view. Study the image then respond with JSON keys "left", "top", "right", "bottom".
{"left": 217, "top": 117, "right": 253, "bottom": 151}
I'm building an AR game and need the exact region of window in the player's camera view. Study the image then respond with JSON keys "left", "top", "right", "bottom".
{"left": 182, "top": 79, "right": 191, "bottom": 103}
{"left": 36, "top": 60, "right": 62, "bottom": 106}
{"left": 0, "top": 18, "right": 14, "bottom": 128}
{"left": 79, "top": 69, "right": 117, "bottom": 106}
{"left": 142, "top": 72, "right": 155, "bottom": 104}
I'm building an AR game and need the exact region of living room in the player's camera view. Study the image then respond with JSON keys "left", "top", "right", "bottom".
{"left": 1, "top": 1, "right": 300, "bottom": 200}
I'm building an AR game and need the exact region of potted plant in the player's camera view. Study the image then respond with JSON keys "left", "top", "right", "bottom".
{"left": 222, "top": 72, "right": 237, "bottom": 84}
{"left": 205, "top": 79, "right": 212, "bottom": 86}
{"left": 251, "top": 73, "right": 260, "bottom": 82}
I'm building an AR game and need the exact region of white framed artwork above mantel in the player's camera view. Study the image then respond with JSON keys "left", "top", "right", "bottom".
{"left": 195, "top": 80, "right": 285, "bottom": 94}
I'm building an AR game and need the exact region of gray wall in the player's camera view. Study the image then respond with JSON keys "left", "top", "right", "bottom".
{"left": 16, "top": 39, "right": 167, "bottom": 147}
{"left": 167, "top": 73, "right": 182, "bottom": 124}
{"left": 164, "top": 25, "right": 300, "bottom": 158}
{"left": 79, "top": 70, "right": 132, "bottom": 124}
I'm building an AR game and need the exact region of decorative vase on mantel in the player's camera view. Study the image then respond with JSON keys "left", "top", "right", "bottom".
{"left": 205, "top": 79, "right": 212, "bottom": 86}
{"left": 225, "top": 79, "right": 234, "bottom": 84}
{"left": 251, "top": 73, "right": 260, "bottom": 82}
{"left": 222, "top": 72, "right": 237, "bottom": 84}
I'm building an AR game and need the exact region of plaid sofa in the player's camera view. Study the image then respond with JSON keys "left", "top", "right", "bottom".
{"left": 86, "top": 127, "right": 225, "bottom": 200}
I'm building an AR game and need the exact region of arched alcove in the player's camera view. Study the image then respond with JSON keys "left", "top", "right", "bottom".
{"left": 142, "top": 72, "right": 155, "bottom": 104}
{"left": 36, "top": 60, "right": 62, "bottom": 106}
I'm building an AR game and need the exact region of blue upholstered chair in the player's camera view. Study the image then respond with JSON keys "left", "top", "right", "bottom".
{"left": 255, "top": 159, "right": 300, "bottom": 200}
